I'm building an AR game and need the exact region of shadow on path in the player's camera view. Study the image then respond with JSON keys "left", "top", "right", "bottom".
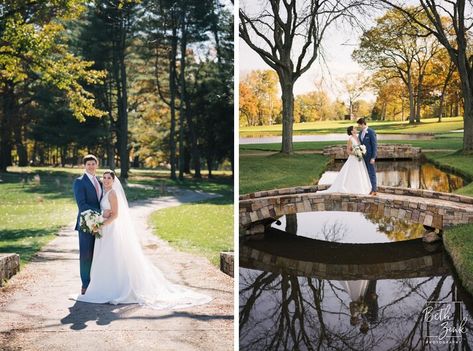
{"left": 60, "top": 301, "right": 233, "bottom": 331}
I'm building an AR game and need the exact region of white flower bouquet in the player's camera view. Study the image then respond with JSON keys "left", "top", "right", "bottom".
{"left": 353, "top": 145, "right": 367, "bottom": 161}
{"left": 80, "top": 209, "right": 104, "bottom": 238}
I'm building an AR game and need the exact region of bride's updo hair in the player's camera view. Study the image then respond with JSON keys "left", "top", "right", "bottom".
{"left": 103, "top": 169, "right": 116, "bottom": 180}
{"left": 347, "top": 126, "right": 354, "bottom": 136}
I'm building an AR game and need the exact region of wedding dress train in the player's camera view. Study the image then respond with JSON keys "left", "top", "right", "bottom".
{"left": 75, "top": 179, "right": 212, "bottom": 309}
{"left": 318, "top": 136, "right": 372, "bottom": 194}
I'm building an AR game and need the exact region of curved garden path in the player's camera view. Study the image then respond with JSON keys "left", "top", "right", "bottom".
{"left": 0, "top": 189, "right": 233, "bottom": 351}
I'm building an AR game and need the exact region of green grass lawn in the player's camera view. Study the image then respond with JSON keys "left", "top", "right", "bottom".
{"left": 0, "top": 171, "right": 76, "bottom": 265}
{"left": 0, "top": 166, "right": 233, "bottom": 266}
{"left": 239, "top": 153, "right": 329, "bottom": 194}
{"left": 240, "top": 135, "right": 463, "bottom": 156}
{"left": 444, "top": 224, "right": 473, "bottom": 295}
{"left": 149, "top": 186, "right": 233, "bottom": 267}
{"left": 240, "top": 117, "right": 464, "bottom": 137}
{"left": 240, "top": 134, "right": 464, "bottom": 153}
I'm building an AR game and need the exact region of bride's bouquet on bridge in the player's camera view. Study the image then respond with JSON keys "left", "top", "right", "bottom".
{"left": 80, "top": 210, "right": 104, "bottom": 238}
{"left": 353, "top": 145, "right": 367, "bottom": 161}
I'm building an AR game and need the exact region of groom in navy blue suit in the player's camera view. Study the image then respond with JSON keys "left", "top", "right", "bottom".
{"left": 357, "top": 118, "right": 378, "bottom": 195}
{"left": 73, "top": 155, "right": 102, "bottom": 294}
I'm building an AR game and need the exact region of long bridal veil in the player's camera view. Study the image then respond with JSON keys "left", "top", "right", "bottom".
{"left": 111, "top": 177, "right": 212, "bottom": 309}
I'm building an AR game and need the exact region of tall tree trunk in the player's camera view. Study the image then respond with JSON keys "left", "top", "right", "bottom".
{"left": 169, "top": 23, "right": 178, "bottom": 180}
{"left": 207, "top": 157, "right": 213, "bottom": 178}
{"left": 178, "top": 5, "right": 187, "bottom": 180}
{"left": 438, "top": 64, "right": 454, "bottom": 122}
{"left": 118, "top": 19, "right": 129, "bottom": 179}
{"left": 183, "top": 141, "right": 191, "bottom": 174}
{"left": 285, "top": 213, "right": 298, "bottom": 234}
{"left": 415, "top": 74, "right": 424, "bottom": 123}
{"left": 178, "top": 12, "right": 201, "bottom": 179}
{"left": 61, "top": 146, "right": 67, "bottom": 167}
{"left": 438, "top": 95, "right": 445, "bottom": 122}
{"left": 14, "top": 113, "right": 27, "bottom": 167}
{"left": 184, "top": 98, "right": 201, "bottom": 178}
{"left": 407, "top": 77, "right": 415, "bottom": 124}
{"left": 0, "top": 81, "right": 14, "bottom": 172}
{"left": 279, "top": 75, "right": 294, "bottom": 154}
{"left": 463, "top": 96, "right": 473, "bottom": 153}
{"left": 456, "top": 51, "right": 473, "bottom": 152}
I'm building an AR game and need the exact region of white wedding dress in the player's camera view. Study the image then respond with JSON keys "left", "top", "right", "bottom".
{"left": 318, "top": 136, "right": 372, "bottom": 194}
{"left": 74, "top": 178, "right": 212, "bottom": 309}
{"left": 340, "top": 280, "right": 369, "bottom": 302}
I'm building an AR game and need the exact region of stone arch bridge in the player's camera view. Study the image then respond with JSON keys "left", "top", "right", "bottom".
{"left": 239, "top": 185, "right": 473, "bottom": 233}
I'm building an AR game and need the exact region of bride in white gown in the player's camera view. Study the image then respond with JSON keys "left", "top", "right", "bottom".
{"left": 75, "top": 170, "right": 212, "bottom": 309}
{"left": 318, "top": 126, "right": 372, "bottom": 194}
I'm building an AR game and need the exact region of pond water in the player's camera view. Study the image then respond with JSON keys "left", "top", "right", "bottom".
{"left": 240, "top": 218, "right": 473, "bottom": 350}
{"left": 240, "top": 159, "right": 472, "bottom": 350}
{"left": 319, "top": 160, "right": 464, "bottom": 193}
{"left": 240, "top": 133, "right": 433, "bottom": 145}
{"left": 240, "top": 263, "right": 473, "bottom": 350}
{"left": 270, "top": 211, "right": 424, "bottom": 244}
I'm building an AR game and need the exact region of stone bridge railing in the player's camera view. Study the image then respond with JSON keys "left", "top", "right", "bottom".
{"left": 322, "top": 144, "right": 422, "bottom": 160}
{"left": 239, "top": 185, "right": 473, "bottom": 231}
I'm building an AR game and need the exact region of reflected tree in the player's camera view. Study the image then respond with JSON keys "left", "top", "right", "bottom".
{"left": 240, "top": 268, "right": 473, "bottom": 350}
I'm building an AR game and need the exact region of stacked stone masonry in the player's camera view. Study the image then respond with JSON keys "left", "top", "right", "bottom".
{"left": 220, "top": 251, "right": 234, "bottom": 277}
{"left": 0, "top": 253, "right": 20, "bottom": 286}
{"left": 240, "top": 245, "right": 448, "bottom": 280}
{"left": 240, "top": 185, "right": 473, "bottom": 230}
{"left": 323, "top": 144, "right": 422, "bottom": 160}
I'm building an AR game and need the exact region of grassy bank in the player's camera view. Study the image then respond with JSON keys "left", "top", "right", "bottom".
{"left": 239, "top": 153, "right": 329, "bottom": 194}
{"left": 423, "top": 152, "right": 473, "bottom": 195}
{"left": 422, "top": 151, "right": 473, "bottom": 295}
{"left": 149, "top": 185, "right": 233, "bottom": 267}
{"left": 240, "top": 134, "right": 463, "bottom": 153}
{"left": 0, "top": 166, "right": 232, "bottom": 266}
{"left": 240, "top": 117, "right": 463, "bottom": 137}
{"left": 444, "top": 225, "right": 473, "bottom": 295}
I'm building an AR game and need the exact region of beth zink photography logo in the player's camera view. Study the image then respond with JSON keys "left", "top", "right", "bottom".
{"left": 423, "top": 301, "right": 468, "bottom": 345}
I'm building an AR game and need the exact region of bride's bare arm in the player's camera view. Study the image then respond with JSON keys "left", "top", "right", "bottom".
{"left": 102, "top": 191, "right": 118, "bottom": 226}
{"left": 346, "top": 139, "right": 353, "bottom": 154}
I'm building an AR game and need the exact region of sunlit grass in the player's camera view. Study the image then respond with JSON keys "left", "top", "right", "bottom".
{"left": 239, "top": 153, "right": 329, "bottom": 194}
{"left": 0, "top": 166, "right": 233, "bottom": 266}
{"left": 149, "top": 188, "right": 233, "bottom": 267}
{"left": 240, "top": 117, "right": 464, "bottom": 137}
{"left": 444, "top": 225, "right": 473, "bottom": 295}
{"left": 240, "top": 135, "right": 464, "bottom": 153}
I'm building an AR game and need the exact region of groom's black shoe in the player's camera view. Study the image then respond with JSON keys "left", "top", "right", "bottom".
{"left": 81, "top": 288, "right": 86, "bottom": 295}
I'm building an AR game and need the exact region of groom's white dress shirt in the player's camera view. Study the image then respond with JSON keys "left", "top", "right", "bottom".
{"left": 85, "top": 172, "right": 102, "bottom": 200}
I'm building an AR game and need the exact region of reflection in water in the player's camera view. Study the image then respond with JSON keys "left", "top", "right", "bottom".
{"left": 240, "top": 267, "right": 472, "bottom": 350}
{"left": 318, "top": 161, "right": 464, "bottom": 192}
{"left": 241, "top": 210, "right": 473, "bottom": 350}
{"left": 272, "top": 211, "right": 424, "bottom": 244}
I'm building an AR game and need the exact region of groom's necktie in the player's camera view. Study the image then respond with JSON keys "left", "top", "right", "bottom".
{"left": 92, "top": 176, "right": 101, "bottom": 200}
{"left": 362, "top": 129, "right": 366, "bottom": 140}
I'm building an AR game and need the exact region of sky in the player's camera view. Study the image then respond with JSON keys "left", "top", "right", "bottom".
{"left": 239, "top": 2, "right": 382, "bottom": 102}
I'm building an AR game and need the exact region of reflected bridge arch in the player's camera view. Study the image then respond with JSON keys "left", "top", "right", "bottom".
{"left": 241, "top": 228, "right": 450, "bottom": 280}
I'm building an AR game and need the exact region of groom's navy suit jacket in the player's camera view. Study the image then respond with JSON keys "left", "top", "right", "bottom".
{"left": 359, "top": 128, "right": 377, "bottom": 161}
{"left": 73, "top": 174, "right": 103, "bottom": 231}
